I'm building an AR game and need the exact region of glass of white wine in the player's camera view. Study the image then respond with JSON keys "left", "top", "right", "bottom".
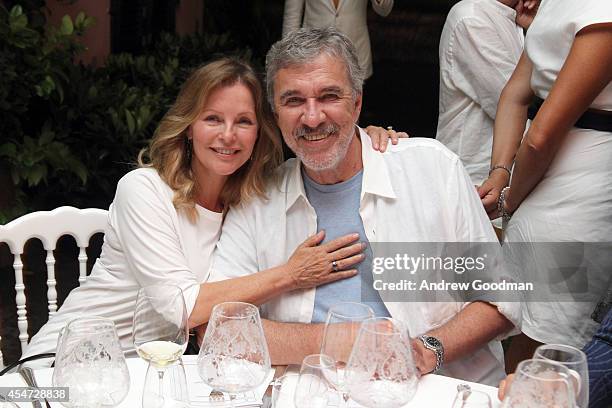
{"left": 132, "top": 284, "right": 189, "bottom": 407}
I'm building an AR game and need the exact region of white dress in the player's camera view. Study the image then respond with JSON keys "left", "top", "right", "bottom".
{"left": 22, "top": 168, "right": 223, "bottom": 364}
{"left": 505, "top": 0, "right": 612, "bottom": 348}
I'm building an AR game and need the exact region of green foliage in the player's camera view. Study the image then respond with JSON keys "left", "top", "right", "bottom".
{"left": 0, "top": 4, "right": 249, "bottom": 223}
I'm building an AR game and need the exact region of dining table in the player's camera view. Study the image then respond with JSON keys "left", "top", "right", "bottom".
{"left": 0, "top": 355, "right": 502, "bottom": 407}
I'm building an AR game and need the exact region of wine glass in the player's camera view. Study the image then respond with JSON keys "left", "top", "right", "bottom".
{"left": 345, "top": 317, "right": 419, "bottom": 408}
{"left": 534, "top": 344, "right": 588, "bottom": 408}
{"left": 292, "top": 354, "right": 336, "bottom": 408}
{"left": 451, "top": 387, "right": 492, "bottom": 408}
{"left": 52, "top": 317, "right": 130, "bottom": 407}
{"left": 320, "top": 302, "right": 374, "bottom": 406}
{"left": 197, "top": 302, "right": 271, "bottom": 407}
{"left": 132, "top": 284, "right": 189, "bottom": 407}
{"left": 501, "top": 359, "right": 576, "bottom": 408}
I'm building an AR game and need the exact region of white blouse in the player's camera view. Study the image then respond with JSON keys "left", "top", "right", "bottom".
{"left": 23, "top": 168, "right": 223, "bottom": 362}
{"left": 526, "top": 0, "right": 612, "bottom": 110}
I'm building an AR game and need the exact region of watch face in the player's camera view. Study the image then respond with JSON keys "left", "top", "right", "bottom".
{"left": 425, "top": 336, "right": 442, "bottom": 350}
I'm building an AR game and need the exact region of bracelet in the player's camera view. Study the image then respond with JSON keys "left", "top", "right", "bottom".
{"left": 497, "top": 186, "right": 513, "bottom": 223}
{"left": 489, "top": 164, "right": 512, "bottom": 179}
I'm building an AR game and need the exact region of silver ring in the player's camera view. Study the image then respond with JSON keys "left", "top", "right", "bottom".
{"left": 387, "top": 126, "right": 393, "bottom": 131}
{"left": 331, "top": 260, "right": 339, "bottom": 272}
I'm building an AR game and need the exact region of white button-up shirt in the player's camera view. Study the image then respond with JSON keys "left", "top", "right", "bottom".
{"left": 210, "top": 129, "right": 520, "bottom": 385}
{"left": 436, "top": 0, "right": 524, "bottom": 185}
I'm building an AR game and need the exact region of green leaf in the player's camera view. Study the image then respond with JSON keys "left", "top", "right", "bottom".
{"left": 69, "top": 158, "right": 88, "bottom": 184}
{"left": 60, "top": 15, "right": 74, "bottom": 36}
{"left": 56, "top": 81, "right": 64, "bottom": 103}
{"left": 75, "top": 12, "right": 85, "bottom": 27}
{"left": 39, "top": 130, "right": 55, "bottom": 145}
{"left": 27, "top": 164, "right": 47, "bottom": 186}
{"left": 9, "top": 5, "right": 23, "bottom": 19}
{"left": 125, "top": 109, "right": 135, "bottom": 135}
{"left": 83, "top": 16, "right": 96, "bottom": 30}
{"left": 11, "top": 168, "right": 20, "bottom": 185}
{"left": 87, "top": 85, "right": 98, "bottom": 98}
{"left": 0, "top": 143, "right": 17, "bottom": 158}
{"left": 10, "top": 14, "right": 28, "bottom": 32}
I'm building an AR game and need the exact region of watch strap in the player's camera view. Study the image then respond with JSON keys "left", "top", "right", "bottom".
{"left": 419, "top": 334, "right": 444, "bottom": 374}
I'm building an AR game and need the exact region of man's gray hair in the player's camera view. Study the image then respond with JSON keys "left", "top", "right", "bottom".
{"left": 265, "top": 27, "right": 365, "bottom": 111}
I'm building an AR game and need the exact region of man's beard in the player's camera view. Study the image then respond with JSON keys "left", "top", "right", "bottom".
{"left": 292, "top": 122, "right": 353, "bottom": 172}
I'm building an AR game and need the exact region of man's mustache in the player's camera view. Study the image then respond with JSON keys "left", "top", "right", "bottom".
{"left": 294, "top": 123, "right": 340, "bottom": 139}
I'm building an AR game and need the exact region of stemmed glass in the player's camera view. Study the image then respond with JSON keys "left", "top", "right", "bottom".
{"left": 53, "top": 317, "right": 130, "bottom": 407}
{"left": 197, "top": 302, "right": 271, "bottom": 407}
{"left": 320, "top": 302, "right": 374, "bottom": 406}
{"left": 345, "top": 317, "right": 419, "bottom": 408}
{"left": 501, "top": 359, "right": 576, "bottom": 408}
{"left": 294, "top": 354, "right": 336, "bottom": 408}
{"left": 534, "top": 344, "right": 588, "bottom": 408}
{"left": 132, "top": 284, "right": 189, "bottom": 407}
{"left": 271, "top": 373, "right": 299, "bottom": 408}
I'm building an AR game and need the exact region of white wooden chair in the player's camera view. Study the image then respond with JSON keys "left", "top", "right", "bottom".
{"left": 0, "top": 206, "right": 108, "bottom": 368}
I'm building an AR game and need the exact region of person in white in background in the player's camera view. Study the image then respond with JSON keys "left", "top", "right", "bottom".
{"left": 478, "top": 0, "right": 612, "bottom": 365}
{"left": 282, "top": 0, "right": 393, "bottom": 79}
{"left": 436, "top": 0, "right": 538, "bottom": 185}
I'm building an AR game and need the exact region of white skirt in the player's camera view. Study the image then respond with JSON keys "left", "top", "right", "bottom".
{"left": 504, "top": 126, "right": 612, "bottom": 348}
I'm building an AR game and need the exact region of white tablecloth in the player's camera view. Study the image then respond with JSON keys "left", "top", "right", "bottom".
{"left": 0, "top": 356, "right": 501, "bottom": 407}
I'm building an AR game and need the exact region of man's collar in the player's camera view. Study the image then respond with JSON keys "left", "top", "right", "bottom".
{"left": 285, "top": 126, "right": 397, "bottom": 211}
{"left": 358, "top": 127, "right": 397, "bottom": 200}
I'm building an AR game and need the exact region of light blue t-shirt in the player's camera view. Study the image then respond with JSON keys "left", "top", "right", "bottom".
{"left": 302, "top": 168, "right": 391, "bottom": 323}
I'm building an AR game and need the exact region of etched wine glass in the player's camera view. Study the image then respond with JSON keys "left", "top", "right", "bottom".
{"left": 132, "top": 284, "right": 189, "bottom": 407}
{"left": 534, "top": 344, "right": 588, "bottom": 408}
{"left": 320, "top": 302, "right": 374, "bottom": 406}
{"left": 345, "top": 317, "right": 419, "bottom": 408}
{"left": 501, "top": 359, "right": 576, "bottom": 408}
{"left": 197, "top": 302, "right": 271, "bottom": 407}
{"left": 52, "top": 317, "right": 130, "bottom": 407}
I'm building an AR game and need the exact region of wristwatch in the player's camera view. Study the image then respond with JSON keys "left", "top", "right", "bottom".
{"left": 419, "top": 334, "right": 444, "bottom": 374}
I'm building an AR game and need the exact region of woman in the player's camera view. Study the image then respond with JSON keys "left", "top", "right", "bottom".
{"left": 478, "top": 0, "right": 612, "bottom": 364}
{"left": 22, "top": 58, "right": 401, "bottom": 364}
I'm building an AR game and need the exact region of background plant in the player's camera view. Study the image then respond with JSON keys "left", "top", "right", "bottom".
{"left": 0, "top": 3, "right": 250, "bottom": 223}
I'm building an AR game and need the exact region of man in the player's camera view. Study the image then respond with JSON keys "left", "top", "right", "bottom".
{"left": 210, "top": 27, "right": 519, "bottom": 386}
{"left": 436, "top": 0, "right": 537, "bottom": 185}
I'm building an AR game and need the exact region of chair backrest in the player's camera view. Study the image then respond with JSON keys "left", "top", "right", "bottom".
{"left": 0, "top": 206, "right": 108, "bottom": 367}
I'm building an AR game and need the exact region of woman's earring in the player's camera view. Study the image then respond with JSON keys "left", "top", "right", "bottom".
{"left": 185, "top": 137, "right": 193, "bottom": 164}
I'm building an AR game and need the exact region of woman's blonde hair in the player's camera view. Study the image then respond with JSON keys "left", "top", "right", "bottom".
{"left": 138, "top": 58, "right": 283, "bottom": 221}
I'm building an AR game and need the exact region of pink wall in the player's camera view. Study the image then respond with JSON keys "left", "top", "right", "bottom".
{"left": 46, "top": 0, "right": 111, "bottom": 66}
{"left": 44, "top": 0, "right": 202, "bottom": 65}
{"left": 176, "top": 0, "right": 204, "bottom": 36}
